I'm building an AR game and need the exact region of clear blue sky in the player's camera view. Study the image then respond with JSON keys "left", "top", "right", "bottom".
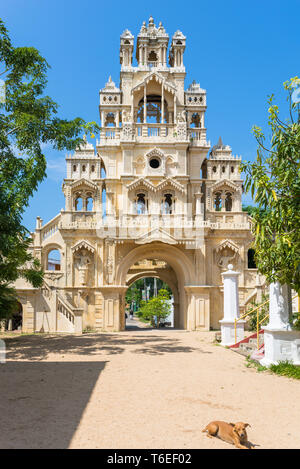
{"left": 2, "top": 0, "right": 299, "bottom": 231}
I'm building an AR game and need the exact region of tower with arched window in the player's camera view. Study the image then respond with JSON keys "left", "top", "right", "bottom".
{"left": 15, "top": 17, "right": 261, "bottom": 335}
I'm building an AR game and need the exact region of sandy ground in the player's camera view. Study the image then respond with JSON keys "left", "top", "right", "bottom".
{"left": 1, "top": 321, "right": 300, "bottom": 449}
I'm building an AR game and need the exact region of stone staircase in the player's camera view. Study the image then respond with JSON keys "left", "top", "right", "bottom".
{"left": 42, "top": 280, "right": 83, "bottom": 333}
{"left": 229, "top": 329, "right": 265, "bottom": 359}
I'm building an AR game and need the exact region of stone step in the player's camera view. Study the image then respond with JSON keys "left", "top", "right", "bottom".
{"left": 248, "top": 336, "right": 264, "bottom": 346}
{"left": 231, "top": 347, "right": 250, "bottom": 357}
{"left": 240, "top": 342, "right": 257, "bottom": 352}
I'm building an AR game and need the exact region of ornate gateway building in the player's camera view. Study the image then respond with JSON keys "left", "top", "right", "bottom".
{"left": 15, "top": 17, "right": 263, "bottom": 334}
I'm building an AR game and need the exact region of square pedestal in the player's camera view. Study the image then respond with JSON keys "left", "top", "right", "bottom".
{"left": 219, "top": 319, "right": 245, "bottom": 346}
{"left": 260, "top": 328, "right": 300, "bottom": 367}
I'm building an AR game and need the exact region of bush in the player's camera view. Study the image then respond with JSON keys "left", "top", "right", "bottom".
{"left": 138, "top": 289, "right": 171, "bottom": 328}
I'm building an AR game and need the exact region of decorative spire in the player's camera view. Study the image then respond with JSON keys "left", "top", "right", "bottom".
{"left": 148, "top": 15, "right": 154, "bottom": 26}
{"left": 217, "top": 136, "right": 223, "bottom": 147}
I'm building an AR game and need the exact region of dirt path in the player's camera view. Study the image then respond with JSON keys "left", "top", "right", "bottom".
{"left": 0, "top": 328, "right": 299, "bottom": 449}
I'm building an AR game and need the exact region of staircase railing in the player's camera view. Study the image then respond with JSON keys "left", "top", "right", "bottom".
{"left": 57, "top": 293, "right": 75, "bottom": 326}
{"left": 234, "top": 294, "right": 299, "bottom": 350}
{"left": 42, "top": 279, "right": 75, "bottom": 327}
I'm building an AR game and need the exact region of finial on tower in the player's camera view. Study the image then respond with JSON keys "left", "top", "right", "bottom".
{"left": 148, "top": 16, "right": 154, "bottom": 26}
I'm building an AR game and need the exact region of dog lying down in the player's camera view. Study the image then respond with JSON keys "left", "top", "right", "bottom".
{"left": 202, "top": 421, "right": 254, "bottom": 449}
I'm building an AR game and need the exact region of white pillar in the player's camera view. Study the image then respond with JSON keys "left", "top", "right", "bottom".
{"left": 219, "top": 264, "right": 244, "bottom": 346}
{"left": 267, "top": 282, "right": 291, "bottom": 330}
{"left": 260, "top": 282, "right": 300, "bottom": 367}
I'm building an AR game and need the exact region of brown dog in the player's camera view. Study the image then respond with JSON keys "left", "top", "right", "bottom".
{"left": 202, "top": 421, "right": 253, "bottom": 449}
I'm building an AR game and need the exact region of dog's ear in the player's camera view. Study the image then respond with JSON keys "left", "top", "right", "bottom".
{"left": 229, "top": 423, "right": 235, "bottom": 427}
{"left": 244, "top": 423, "right": 251, "bottom": 428}
{"left": 232, "top": 425, "right": 239, "bottom": 434}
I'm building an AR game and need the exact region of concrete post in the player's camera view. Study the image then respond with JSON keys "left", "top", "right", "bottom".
{"left": 219, "top": 264, "right": 244, "bottom": 346}
{"left": 267, "top": 282, "right": 291, "bottom": 330}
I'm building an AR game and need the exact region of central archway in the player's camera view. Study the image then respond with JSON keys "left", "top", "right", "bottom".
{"left": 116, "top": 243, "right": 195, "bottom": 330}
{"left": 125, "top": 274, "right": 176, "bottom": 329}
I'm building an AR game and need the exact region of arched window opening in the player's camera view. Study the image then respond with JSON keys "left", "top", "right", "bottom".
{"left": 213, "top": 166, "right": 217, "bottom": 173}
{"left": 102, "top": 185, "right": 106, "bottom": 218}
{"left": 231, "top": 166, "right": 234, "bottom": 173}
{"left": 214, "top": 192, "right": 222, "bottom": 211}
{"left": 86, "top": 196, "right": 93, "bottom": 211}
{"left": 162, "top": 193, "right": 173, "bottom": 214}
{"left": 225, "top": 192, "right": 232, "bottom": 211}
{"left": 75, "top": 197, "right": 83, "bottom": 211}
{"left": 248, "top": 249, "right": 257, "bottom": 269}
{"left": 136, "top": 193, "right": 147, "bottom": 214}
{"left": 105, "top": 112, "right": 116, "bottom": 127}
{"left": 136, "top": 95, "right": 168, "bottom": 124}
{"left": 47, "top": 249, "right": 61, "bottom": 271}
{"left": 148, "top": 50, "right": 158, "bottom": 66}
{"left": 91, "top": 165, "right": 95, "bottom": 173}
{"left": 73, "top": 164, "right": 77, "bottom": 172}
{"left": 222, "top": 166, "right": 225, "bottom": 173}
{"left": 82, "top": 165, "right": 86, "bottom": 172}
{"left": 101, "top": 162, "right": 106, "bottom": 178}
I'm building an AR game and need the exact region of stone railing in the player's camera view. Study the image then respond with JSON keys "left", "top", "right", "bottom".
{"left": 58, "top": 214, "right": 250, "bottom": 233}
{"left": 188, "top": 128, "right": 208, "bottom": 146}
{"left": 57, "top": 293, "right": 75, "bottom": 325}
{"left": 96, "top": 123, "right": 209, "bottom": 146}
{"left": 72, "top": 212, "right": 96, "bottom": 224}
{"left": 41, "top": 214, "right": 61, "bottom": 241}
{"left": 41, "top": 279, "right": 52, "bottom": 299}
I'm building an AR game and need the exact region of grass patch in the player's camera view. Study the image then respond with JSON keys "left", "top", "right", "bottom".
{"left": 245, "top": 356, "right": 267, "bottom": 372}
{"left": 245, "top": 357, "right": 300, "bottom": 379}
{"left": 136, "top": 316, "right": 151, "bottom": 324}
{"left": 83, "top": 326, "right": 97, "bottom": 334}
{"left": 269, "top": 361, "right": 300, "bottom": 379}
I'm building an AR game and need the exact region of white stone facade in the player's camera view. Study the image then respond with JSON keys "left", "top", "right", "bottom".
{"left": 15, "top": 17, "right": 261, "bottom": 334}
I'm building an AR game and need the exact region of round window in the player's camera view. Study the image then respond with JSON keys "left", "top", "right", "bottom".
{"left": 149, "top": 158, "right": 160, "bottom": 169}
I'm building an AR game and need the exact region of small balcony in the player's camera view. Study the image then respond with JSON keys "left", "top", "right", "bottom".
{"left": 97, "top": 123, "right": 209, "bottom": 147}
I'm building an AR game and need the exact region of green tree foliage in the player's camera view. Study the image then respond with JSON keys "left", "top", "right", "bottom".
{"left": 242, "top": 205, "right": 268, "bottom": 218}
{"left": 246, "top": 292, "right": 269, "bottom": 331}
{"left": 137, "top": 289, "right": 171, "bottom": 328}
{"left": 0, "top": 18, "right": 99, "bottom": 319}
{"left": 125, "top": 277, "right": 172, "bottom": 310}
{"left": 241, "top": 77, "right": 300, "bottom": 292}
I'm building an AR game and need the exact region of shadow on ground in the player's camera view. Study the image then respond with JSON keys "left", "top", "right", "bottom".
{"left": 0, "top": 361, "right": 106, "bottom": 449}
{"left": 3, "top": 331, "right": 211, "bottom": 361}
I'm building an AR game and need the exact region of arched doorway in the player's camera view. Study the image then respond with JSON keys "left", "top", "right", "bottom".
{"left": 116, "top": 243, "right": 195, "bottom": 331}
{"left": 5, "top": 301, "right": 23, "bottom": 331}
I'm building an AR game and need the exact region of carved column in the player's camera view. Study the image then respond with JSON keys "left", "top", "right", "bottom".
{"left": 174, "top": 94, "right": 177, "bottom": 123}
{"left": 161, "top": 82, "right": 164, "bottom": 124}
{"left": 105, "top": 239, "right": 116, "bottom": 285}
{"left": 143, "top": 83, "right": 147, "bottom": 125}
